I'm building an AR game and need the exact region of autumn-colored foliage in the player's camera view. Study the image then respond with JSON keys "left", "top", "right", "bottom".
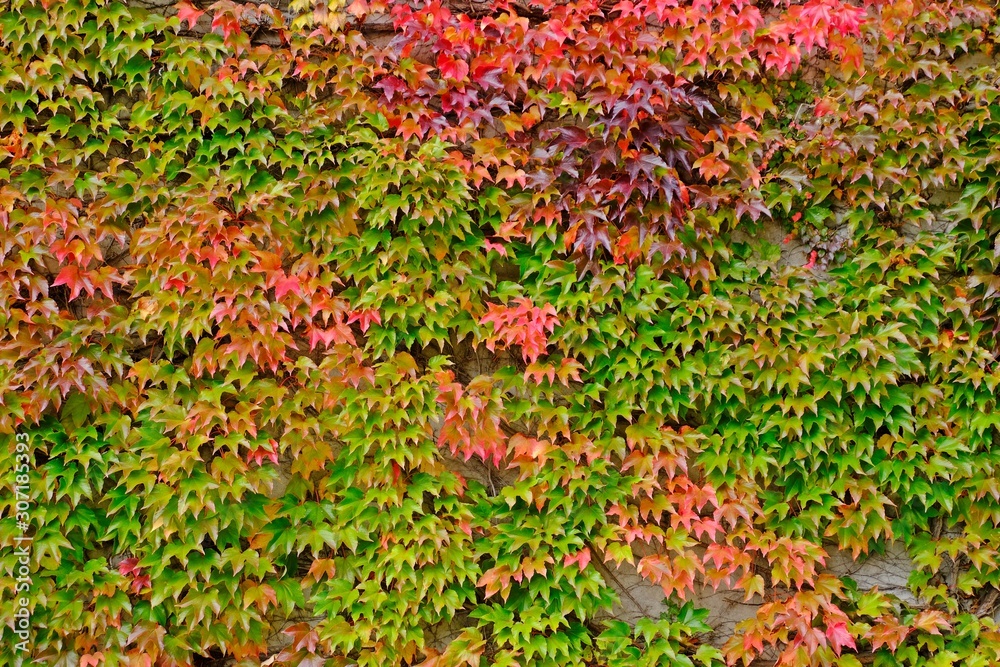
{"left": 2, "top": 0, "right": 1000, "bottom": 666}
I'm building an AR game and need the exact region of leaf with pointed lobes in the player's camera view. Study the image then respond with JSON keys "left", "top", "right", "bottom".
{"left": 176, "top": 1, "right": 204, "bottom": 29}
{"left": 117, "top": 557, "right": 141, "bottom": 577}
{"left": 868, "top": 615, "right": 911, "bottom": 651}
{"left": 438, "top": 54, "right": 470, "bottom": 81}
{"left": 210, "top": 7, "right": 241, "bottom": 42}
{"left": 804, "top": 249, "right": 818, "bottom": 269}
{"left": 825, "top": 621, "right": 857, "bottom": 655}
{"left": 80, "top": 654, "right": 105, "bottom": 667}
{"left": 509, "top": 433, "right": 552, "bottom": 466}
{"left": 305, "top": 558, "right": 336, "bottom": 583}
{"left": 272, "top": 274, "right": 301, "bottom": 299}
{"left": 245, "top": 440, "right": 279, "bottom": 466}
{"left": 283, "top": 622, "right": 320, "bottom": 654}
{"left": 636, "top": 552, "right": 701, "bottom": 598}
{"left": 131, "top": 573, "right": 151, "bottom": 593}
{"left": 480, "top": 297, "right": 559, "bottom": 363}
{"left": 483, "top": 238, "right": 507, "bottom": 256}
{"left": 563, "top": 547, "right": 591, "bottom": 571}
{"left": 347, "top": 308, "right": 382, "bottom": 333}
{"left": 912, "top": 609, "right": 951, "bottom": 635}
{"left": 127, "top": 622, "right": 166, "bottom": 656}
{"left": 53, "top": 265, "right": 93, "bottom": 300}
{"left": 436, "top": 372, "right": 508, "bottom": 466}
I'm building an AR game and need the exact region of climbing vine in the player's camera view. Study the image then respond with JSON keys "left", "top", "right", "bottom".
{"left": 2, "top": 1, "right": 1000, "bottom": 666}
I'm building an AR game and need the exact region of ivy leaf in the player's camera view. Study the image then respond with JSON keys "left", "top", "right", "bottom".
{"left": 53, "top": 265, "right": 92, "bottom": 300}
{"left": 176, "top": 1, "right": 204, "bottom": 29}
{"left": 437, "top": 54, "right": 469, "bottom": 82}
{"left": 825, "top": 621, "right": 856, "bottom": 655}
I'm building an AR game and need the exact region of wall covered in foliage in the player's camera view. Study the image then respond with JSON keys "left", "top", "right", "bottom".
{"left": 2, "top": 0, "right": 1000, "bottom": 665}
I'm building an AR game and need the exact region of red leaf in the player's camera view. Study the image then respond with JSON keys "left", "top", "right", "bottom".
{"left": 346, "top": 0, "right": 368, "bottom": 16}
{"left": 131, "top": 574, "right": 151, "bottom": 594}
{"left": 563, "top": 547, "right": 591, "bottom": 571}
{"left": 80, "top": 654, "right": 105, "bottom": 667}
{"left": 176, "top": 1, "right": 204, "bottom": 29}
{"left": 471, "top": 64, "right": 503, "bottom": 89}
{"left": 480, "top": 298, "right": 559, "bottom": 363}
{"left": 347, "top": 308, "right": 381, "bottom": 333}
{"left": 374, "top": 76, "right": 408, "bottom": 104}
{"left": 804, "top": 249, "right": 818, "bottom": 269}
{"left": 825, "top": 621, "right": 856, "bottom": 655}
{"left": 53, "top": 265, "right": 91, "bottom": 301}
{"left": 118, "top": 557, "right": 141, "bottom": 576}
{"left": 437, "top": 54, "right": 469, "bottom": 82}
{"left": 273, "top": 274, "right": 301, "bottom": 300}
{"left": 735, "top": 198, "right": 771, "bottom": 222}
{"left": 245, "top": 442, "right": 278, "bottom": 466}
{"left": 693, "top": 153, "right": 729, "bottom": 181}
{"left": 484, "top": 239, "right": 507, "bottom": 256}
{"left": 211, "top": 11, "right": 241, "bottom": 41}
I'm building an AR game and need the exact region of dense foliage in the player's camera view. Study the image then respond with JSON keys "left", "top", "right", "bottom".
{"left": 2, "top": 0, "right": 1000, "bottom": 666}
